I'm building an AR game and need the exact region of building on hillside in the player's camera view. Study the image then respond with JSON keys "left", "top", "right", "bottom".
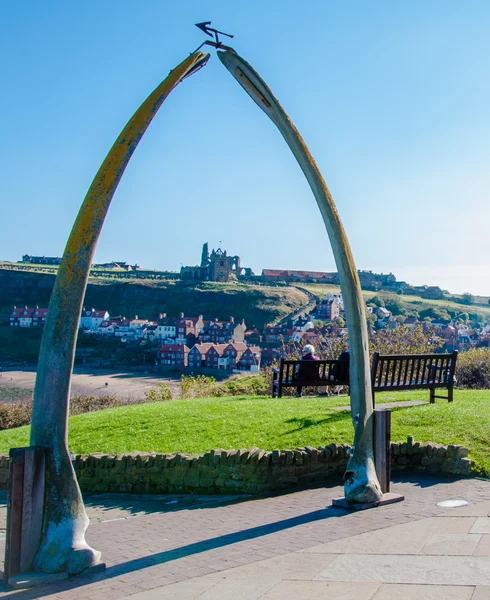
{"left": 198, "top": 317, "right": 246, "bottom": 344}
{"left": 10, "top": 306, "right": 48, "bottom": 327}
{"left": 113, "top": 319, "right": 132, "bottom": 337}
{"left": 80, "top": 308, "right": 110, "bottom": 330}
{"left": 175, "top": 313, "right": 204, "bottom": 346}
{"left": 263, "top": 325, "right": 288, "bottom": 343}
{"left": 261, "top": 269, "right": 336, "bottom": 283}
{"left": 180, "top": 243, "right": 253, "bottom": 282}
{"left": 423, "top": 286, "right": 445, "bottom": 300}
{"left": 92, "top": 262, "right": 138, "bottom": 271}
{"left": 31, "top": 306, "right": 48, "bottom": 327}
{"left": 404, "top": 316, "right": 420, "bottom": 329}
{"left": 244, "top": 327, "right": 261, "bottom": 345}
{"left": 204, "top": 344, "right": 230, "bottom": 369}
{"left": 314, "top": 297, "right": 341, "bottom": 321}
{"left": 188, "top": 343, "right": 214, "bottom": 368}
{"left": 154, "top": 314, "right": 177, "bottom": 341}
{"left": 22, "top": 255, "right": 61, "bottom": 265}
{"left": 357, "top": 270, "right": 396, "bottom": 290}
{"left": 95, "top": 320, "right": 117, "bottom": 335}
{"left": 237, "top": 346, "right": 261, "bottom": 371}
{"left": 158, "top": 343, "right": 189, "bottom": 366}
{"left": 143, "top": 324, "right": 158, "bottom": 339}
{"left": 259, "top": 346, "right": 282, "bottom": 365}
{"left": 129, "top": 317, "right": 149, "bottom": 336}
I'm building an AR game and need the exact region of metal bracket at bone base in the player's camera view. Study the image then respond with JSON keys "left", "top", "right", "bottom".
{"left": 331, "top": 492, "right": 404, "bottom": 511}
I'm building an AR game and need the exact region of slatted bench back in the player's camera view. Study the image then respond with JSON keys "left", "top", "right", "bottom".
{"left": 371, "top": 351, "right": 458, "bottom": 391}
{"left": 279, "top": 359, "right": 349, "bottom": 386}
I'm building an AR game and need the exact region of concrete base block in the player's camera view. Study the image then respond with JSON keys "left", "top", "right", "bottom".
{"left": 332, "top": 492, "right": 405, "bottom": 511}
{"left": 8, "top": 571, "right": 68, "bottom": 589}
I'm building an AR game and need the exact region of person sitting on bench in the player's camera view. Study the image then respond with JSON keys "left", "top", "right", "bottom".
{"left": 296, "top": 344, "right": 320, "bottom": 397}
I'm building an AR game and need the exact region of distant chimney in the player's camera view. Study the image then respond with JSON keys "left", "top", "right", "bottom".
{"left": 24, "top": 306, "right": 27, "bottom": 310}
{"left": 135, "top": 315, "right": 138, "bottom": 320}
{"left": 214, "top": 318, "right": 218, "bottom": 323}
{"left": 13, "top": 305, "right": 16, "bottom": 310}
{"left": 179, "top": 312, "right": 184, "bottom": 319}
{"left": 229, "top": 316, "right": 234, "bottom": 324}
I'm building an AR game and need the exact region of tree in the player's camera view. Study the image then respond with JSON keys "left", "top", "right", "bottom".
{"left": 383, "top": 294, "right": 406, "bottom": 316}
{"left": 370, "top": 295, "right": 385, "bottom": 308}
{"left": 462, "top": 293, "right": 475, "bottom": 305}
{"left": 419, "top": 307, "right": 451, "bottom": 322}
{"left": 370, "top": 325, "right": 443, "bottom": 356}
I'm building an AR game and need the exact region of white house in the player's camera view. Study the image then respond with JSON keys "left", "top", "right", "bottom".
{"left": 154, "top": 315, "right": 177, "bottom": 341}
{"left": 129, "top": 316, "right": 148, "bottom": 337}
{"left": 80, "top": 308, "right": 110, "bottom": 330}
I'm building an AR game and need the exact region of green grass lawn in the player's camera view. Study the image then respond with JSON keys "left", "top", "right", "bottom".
{"left": 0, "top": 390, "right": 488, "bottom": 475}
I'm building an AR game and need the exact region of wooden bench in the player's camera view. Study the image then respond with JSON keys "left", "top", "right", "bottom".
{"left": 371, "top": 351, "right": 458, "bottom": 404}
{"left": 272, "top": 358, "right": 350, "bottom": 398}
{"left": 272, "top": 351, "right": 458, "bottom": 403}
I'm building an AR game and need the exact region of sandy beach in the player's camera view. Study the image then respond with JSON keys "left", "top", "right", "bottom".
{"left": 0, "top": 367, "right": 182, "bottom": 399}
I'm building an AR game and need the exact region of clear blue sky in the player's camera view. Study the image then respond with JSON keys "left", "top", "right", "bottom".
{"left": 2, "top": 1, "right": 490, "bottom": 294}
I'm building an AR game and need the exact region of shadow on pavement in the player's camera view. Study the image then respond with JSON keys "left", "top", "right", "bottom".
{"left": 0, "top": 499, "right": 350, "bottom": 599}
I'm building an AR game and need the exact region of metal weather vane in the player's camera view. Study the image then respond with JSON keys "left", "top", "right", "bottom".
{"left": 195, "top": 21, "right": 234, "bottom": 47}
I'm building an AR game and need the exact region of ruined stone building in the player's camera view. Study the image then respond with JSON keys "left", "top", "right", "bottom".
{"left": 180, "top": 243, "right": 253, "bottom": 282}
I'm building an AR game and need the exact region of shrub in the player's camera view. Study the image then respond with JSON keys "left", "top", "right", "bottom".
{"left": 179, "top": 375, "right": 218, "bottom": 399}
{"left": 0, "top": 401, "right": 32, "bottom": 430}
{"left": 144, "top": 383, "right": 173, "bottom": 402}
{"left": 216, "top": 374, "right": 268, "bottom": 396}
{"left": 370, "top": 325, "right": 443, "bottom": 356}
{"left": 70, "top": 395, "right": 124, "bottom": 415}
{"left": 455, "top": 348, "right": 490, "bottom": 389}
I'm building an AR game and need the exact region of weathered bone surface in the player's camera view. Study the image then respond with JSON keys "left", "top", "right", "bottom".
{"left": 218, "top": 49, "right": 382, "bottom": 504}
{"left": 29, "top": 51, "right": 209, "bottom": 574}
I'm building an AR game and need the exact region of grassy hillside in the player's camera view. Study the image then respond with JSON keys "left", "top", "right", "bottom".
{"left": 0, "top": 269, "right": 308, "bottom": 329}
{"left": 0, "top": 389, "right": 487, "bottom": 474}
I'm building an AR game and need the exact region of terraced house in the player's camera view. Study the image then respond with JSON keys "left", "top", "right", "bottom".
{"left": 159, "top": 343, "right": 189, "bottom": 366}
{"left": 9, "top": 306, "right": 48, "bottom": 327}
{"left": 198, "top": 317, "right": 246, "bottom": 344}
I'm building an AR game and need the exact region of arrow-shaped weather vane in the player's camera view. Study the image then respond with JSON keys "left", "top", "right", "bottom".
{"left": 195, "top": 21, "right": 234, "bottom": 48}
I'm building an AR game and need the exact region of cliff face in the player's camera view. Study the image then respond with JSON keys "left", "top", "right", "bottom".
{"left": 0, "top": 270, "right": 308, "bottom": 329}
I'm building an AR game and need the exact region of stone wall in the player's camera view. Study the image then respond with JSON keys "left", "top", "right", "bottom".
{"left": 0, "top": 438, "right": 475, "bottom": 495}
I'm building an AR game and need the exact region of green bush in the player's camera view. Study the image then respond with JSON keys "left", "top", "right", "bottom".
{"left": 70, "top": 395, "right": 125, "bottom": 415}
{"left": 455, "top": 348, "right": 490, "bottom": 389}
{"left": 179, "top": 374, "right": 218, "bottom": 399}
{"left": 144, "top": 383, "right": 173, "bottom": 402}
{"left": 0, "top": 401, "right": 32, "bottom": 430}
{"left": 216, "top": 374, "right": 268, "bottom": 396}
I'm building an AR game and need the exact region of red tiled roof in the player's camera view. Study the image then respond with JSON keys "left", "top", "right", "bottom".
{"left": 159, "top": 344, "right": 189, "bottom": 353}
{"left": 189, "top": 343, "right": 214, "bottom": 355}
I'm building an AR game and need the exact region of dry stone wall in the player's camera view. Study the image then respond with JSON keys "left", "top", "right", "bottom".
{"left": 0, "top": 437, "right": 474, "bottom": 495}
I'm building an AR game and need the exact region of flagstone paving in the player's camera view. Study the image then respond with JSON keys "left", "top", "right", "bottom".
{"left": 0, "top": 475, "right": 488, "bottom": 599}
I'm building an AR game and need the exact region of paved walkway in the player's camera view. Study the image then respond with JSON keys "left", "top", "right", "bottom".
{"left": 0, "top": 475, "right": 489, "bottom": 599}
